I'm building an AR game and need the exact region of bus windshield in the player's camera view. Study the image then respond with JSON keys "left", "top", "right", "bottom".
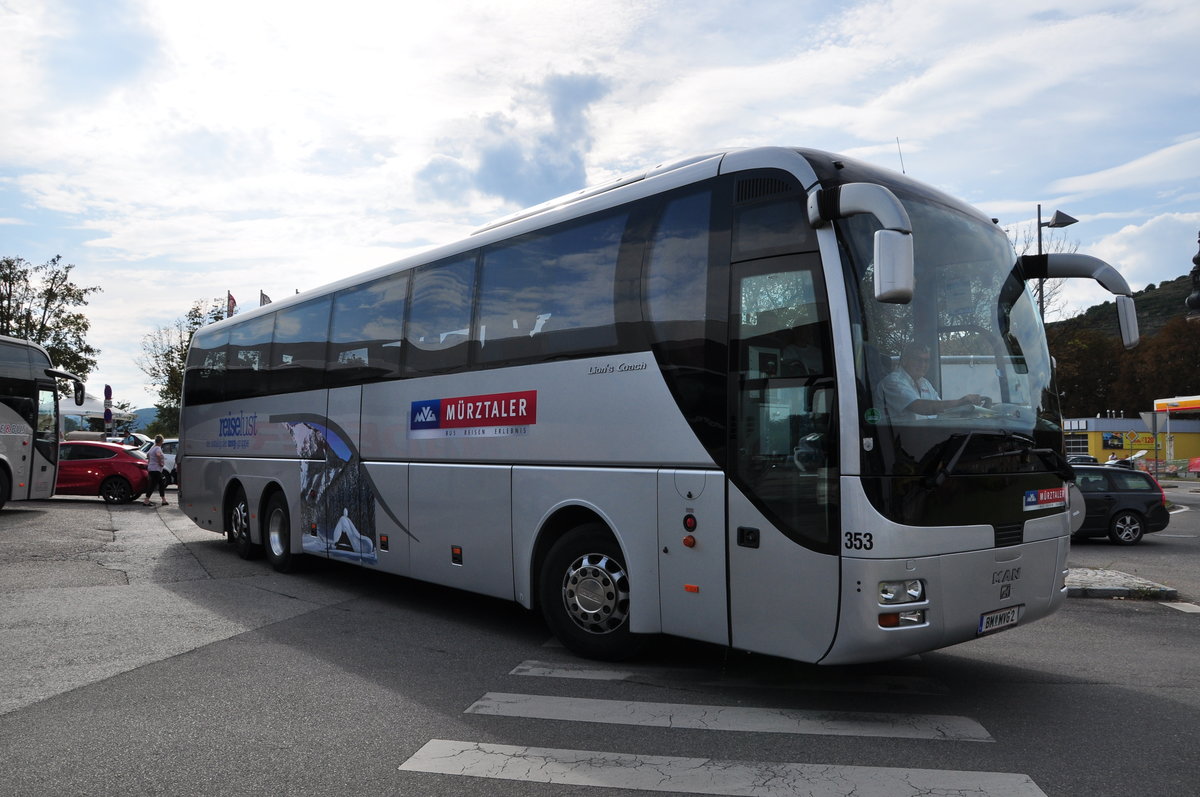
{"left": 842, "top": 189, "right": 1062, "bottom": 480}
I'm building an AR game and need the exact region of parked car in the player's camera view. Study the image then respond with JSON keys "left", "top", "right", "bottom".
{"left": 1067, "top": 454, "right": 1098, "bottom": 464}
{"left": 1072, "top": 464, "right": 1170, "bottom": 545}
{"left": 56, "top": 441, "right": 149, "bottom": 504}
{"left": 138, "top": 438, "right": 179, "bottom": 486}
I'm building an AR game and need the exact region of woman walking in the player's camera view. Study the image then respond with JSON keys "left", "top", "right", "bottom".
{"left": 143, "top": 435, "right": 169, "bottom": 506}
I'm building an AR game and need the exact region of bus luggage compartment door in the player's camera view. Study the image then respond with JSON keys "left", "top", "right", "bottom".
{"left": 657, "top": 469, "right": 727, "bottom": 645}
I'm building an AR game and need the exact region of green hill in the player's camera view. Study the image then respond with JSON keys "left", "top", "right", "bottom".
{"left": 1047, "top": 272, "right": 1195, "bottom": 341}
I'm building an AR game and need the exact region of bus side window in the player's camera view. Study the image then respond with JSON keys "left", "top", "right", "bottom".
{"left": 272, "top": 297, "right": 332, "bottom": 394}
{"left": 405, "top": 255, "right": 476, "bottom": 376}
{"left": 731, "top": 179, "right": 813, "bottom": 261}
{"left": 328, "top": 272, "right": 408, "bottom": 387}
{"left": 184, "top": 326, "right": 229, "bottom": 405}
{"left": 226, "top": 314, "right": 275, "bottom": 400}
{"left": 477, "top": 212, "right": 625, "bottom": 366}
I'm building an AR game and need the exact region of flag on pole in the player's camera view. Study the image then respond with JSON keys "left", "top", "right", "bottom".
{"left": 260, "top": 291, "right": 272, "bottom": 306}
{"left": 227, "top": 291, "right": 237, "bottom": 317}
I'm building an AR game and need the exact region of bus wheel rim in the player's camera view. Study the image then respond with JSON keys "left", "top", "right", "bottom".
{"left": 268, "top": 509, "right": 287, "bottom": 557}
{"left": 232, "top": 502, "right": 249, "bottom": 541}
{"left": 561, "top": 552, "right": 630, "bottom": 635}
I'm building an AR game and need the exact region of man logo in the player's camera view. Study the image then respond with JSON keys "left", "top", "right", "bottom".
{"left": 1000, "top": 584, "right": 1011, "bottom": 599}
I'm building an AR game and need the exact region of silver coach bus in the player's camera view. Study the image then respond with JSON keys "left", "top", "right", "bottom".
{"left": 0, "top": 335, "right": 85, "bottom": 509}
{"left": 179, "top": 147, "right": 1136, "bottom": 664}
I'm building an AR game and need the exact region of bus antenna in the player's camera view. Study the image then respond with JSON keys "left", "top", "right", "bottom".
{"left": 895, "top": 137, "right": 907, "bottom": 174}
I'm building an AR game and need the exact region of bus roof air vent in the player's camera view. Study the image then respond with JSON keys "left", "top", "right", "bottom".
{"left": 736, "top": 177, "right": 794, "bottom": 204}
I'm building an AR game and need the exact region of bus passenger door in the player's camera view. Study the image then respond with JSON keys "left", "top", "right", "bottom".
{"left": 726, "top": 256, "right": 841, "bottom": 662}
{"left": 29, "top": 386, "right": 59, "bottom": 499}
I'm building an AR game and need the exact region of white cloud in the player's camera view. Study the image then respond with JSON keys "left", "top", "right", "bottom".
{"left": 1056, "top": 212, "right": 1200, "bottom": 319}
{"left": 4, "top": 0, "right": 1200, "bottom": 408}
{"left": 1050, "top": 137, "right": 1200, "bottom": 195}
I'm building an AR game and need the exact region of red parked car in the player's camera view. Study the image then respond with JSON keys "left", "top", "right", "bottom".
{"left": 56, "top": 441, "right": 149, "bottom": 504}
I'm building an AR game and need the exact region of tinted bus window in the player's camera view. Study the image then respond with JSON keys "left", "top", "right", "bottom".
{"left": 184, "top": 326, "right": 230, "bottom": 405}
{"left": 731, "top": 175, "right": 812, "bottom": 261}
{"left": 646, "top": 191, "right": 711, "bottom": 334}
{"left": 405, "top": 255, "right": 476, "bottom": 375}
{"left": 0, "top": 379, "right": 35, "bottom": 424}
{"left": 477, "top": 212, "right": 627, "bottom": 365}
{"left": 0, "top": 342, "right": 30, "bottom": 370}
{"left": 328, "top": 272, "right": 408, "bottom": 387}
{"left": 227, "top": 314, "right": 275, "bottom": 400}
{"left": 272, "top": 297, "right": 332, "bottom": 394}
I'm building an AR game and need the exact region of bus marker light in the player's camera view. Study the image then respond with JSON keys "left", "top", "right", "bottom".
{"left": 880, "top": 610, "right": 926, "bottom": 628}
{"left": 684, "top": 584, "right": 699, "bottom": 593}
{"left": 380, "top": 534, "right": 389, "bottom": 552}
{"left": 683, "top": 514, "right": 697, "bottom": 532}
{"left": 682, "top": 535, "right": 696, "bottom": 548}
{"left": 451, "top": 545, "right": 463, "bottom": 565}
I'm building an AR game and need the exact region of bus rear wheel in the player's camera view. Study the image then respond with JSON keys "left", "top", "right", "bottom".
{"left": 539, "top": 524, "right": 642, "bottom": 661}
{"left": 228, "top": 486, "right": 259, "bottom": 559}
{"left": 263, "top": 492, "right": 294, "bottom": 573}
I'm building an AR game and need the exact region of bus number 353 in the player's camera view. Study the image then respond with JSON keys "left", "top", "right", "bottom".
{"left": 845, "top": 532, "right": 874, "bottom": 551}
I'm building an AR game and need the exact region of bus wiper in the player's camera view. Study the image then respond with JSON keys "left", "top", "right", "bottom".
{"left": 973, "top": 431, "right": 1075, "bottom": 482}
{"left": 1029, "top": 446, "right": 1076, "bottom": 482}
{"left": 923, "top": 432, "right": 974, "bottom": 490}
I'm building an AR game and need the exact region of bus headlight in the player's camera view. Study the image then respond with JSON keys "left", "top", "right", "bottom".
{"left": 878, "top": 579, "right": 924, "bottom": 605}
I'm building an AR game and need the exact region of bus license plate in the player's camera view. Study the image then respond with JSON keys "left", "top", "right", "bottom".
{"left": 978, "top": 606, "right": 1021, "bottom": 635}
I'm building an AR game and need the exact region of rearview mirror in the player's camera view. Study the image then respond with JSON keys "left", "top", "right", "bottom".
{"left": 873, "top": 229, "right": 914, "bottom": 303}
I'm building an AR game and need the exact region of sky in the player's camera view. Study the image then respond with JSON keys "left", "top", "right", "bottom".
{"left": 2, "top": 0, "right": 1199, "bottom": 410}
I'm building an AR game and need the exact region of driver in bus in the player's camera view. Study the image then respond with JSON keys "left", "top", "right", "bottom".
{"left": 879, "top": 343, "right": 984, "bottom": 421}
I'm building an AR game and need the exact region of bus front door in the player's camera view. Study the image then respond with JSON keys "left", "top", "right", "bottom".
{"left": 29, "top": 386, "right": 59, "bottom": 499}
{"left": 727, "top": 256, "right": 840, "bottom": 663}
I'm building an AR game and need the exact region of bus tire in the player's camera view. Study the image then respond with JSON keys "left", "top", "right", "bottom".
{"left": 0, "top": 469, "right": 9, "bottom": 511}
{"left": 100, "top": 476, "right": 133, "bottom": 505}
{"left": 539, "top": 524, "right": 642, "bottom": 661}
{"left": 228, "top": 486, "right": 260, "bottom": 559}
{"left": 263, "top": 491, "right": 295, "bottom": 573}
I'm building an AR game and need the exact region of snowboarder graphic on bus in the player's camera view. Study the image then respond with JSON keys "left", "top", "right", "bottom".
{"left": 332, "top": 507, "right": 375, "bottom": 555}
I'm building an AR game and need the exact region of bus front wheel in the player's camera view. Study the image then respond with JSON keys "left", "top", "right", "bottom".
{"left": 539, "top": 524, "right": 642, "bottom": 661}
{"left": 263, "top": 492, "right": 294, "bottom": 573}
{"left": 228, "top": 486, "right": 259, "bottom": 559}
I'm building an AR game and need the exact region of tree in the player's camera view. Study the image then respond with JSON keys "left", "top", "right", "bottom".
{"left": 0, "top": 255, "right": 101, "bottom": 382}
{"left": 139, "top": 299, "right": 225, "bottom": 434}
{"left": 1052, "top": 328, "right": 1121, "bottom": 418}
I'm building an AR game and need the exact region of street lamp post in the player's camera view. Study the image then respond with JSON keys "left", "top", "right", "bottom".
{"left": 1036, "top": 204, "right": 1079, "bottom": 318}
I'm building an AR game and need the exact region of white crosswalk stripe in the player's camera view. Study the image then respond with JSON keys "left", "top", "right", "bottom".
{"left": 400, "top": 739, "right": 1049, "bottom": 797}
{"left": 396, "top": 655, "right": 1052, "bottom": 794}
{"left": 465, "top": 691, "right": 993, "bottom": 741}
{"left": 509, "top": 658, "right": 948, "bottom": 694}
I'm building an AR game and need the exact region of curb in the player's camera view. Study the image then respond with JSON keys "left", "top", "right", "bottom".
{"left": 1066, "top": 568, "right": 1178, "bottom": 600}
